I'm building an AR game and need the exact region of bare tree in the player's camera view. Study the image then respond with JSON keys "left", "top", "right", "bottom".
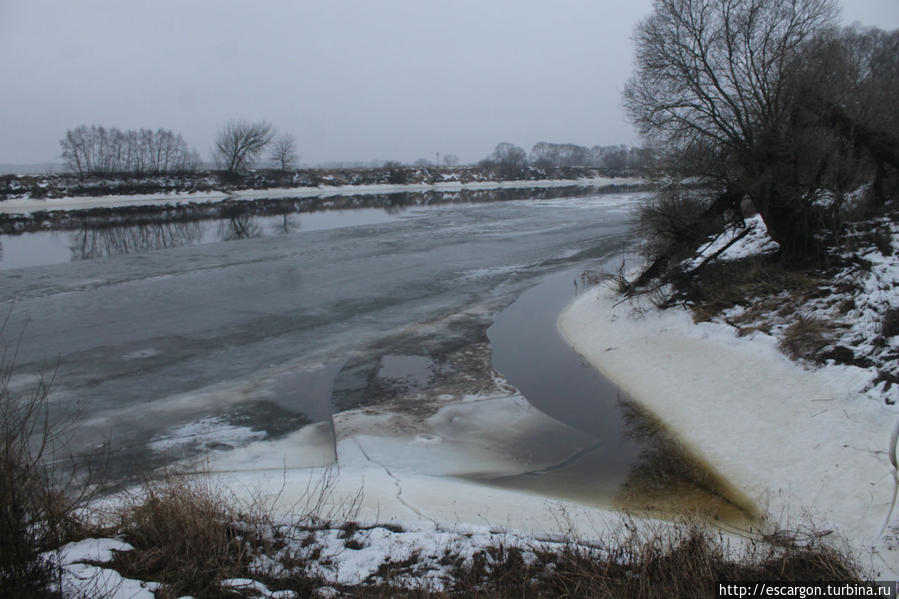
{"left": 268, "top": 132, "right": 298, "bottom": 172}
{"left": 529, "top": 142, "right": 590, "bottom": 168}
{"left": 443, "top": 154, "right": 459, "bottom": 167}
{"left": 623, "top": 0, "right": 839, "bottom": 259}
{"left": 482, "top": 142, "right": 527, "bottom": 177}
{"left": 213, "top": 120, "right": 275, "bottom": 176}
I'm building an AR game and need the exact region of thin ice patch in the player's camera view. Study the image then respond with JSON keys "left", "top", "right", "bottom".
{"left": 149, "top": 416, "right": 266, "bottom": 453}
{"left": 122, "top": 348, "right": 160, "bottom": 360}
{"left": 459, "top": 264, "right": 527, "bottom": 280}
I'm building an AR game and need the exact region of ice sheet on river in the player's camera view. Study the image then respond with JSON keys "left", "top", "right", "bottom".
{"left": 208, "top": 390, "right": 628, "bottom": 533}
{"left": 0, "top": 192, "right": 648, "bottom": 541}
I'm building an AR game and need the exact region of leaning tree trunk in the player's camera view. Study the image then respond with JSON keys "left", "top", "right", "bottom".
{"left": 738, "top": 127, "right": 830, "bottom": 264}
{"left": 751, "top": 186, "right": 826, "bottom": 264}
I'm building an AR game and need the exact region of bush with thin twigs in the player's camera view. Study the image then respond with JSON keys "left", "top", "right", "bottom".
{"left": 636, "top": 188, "right": 720, "bottom": 263}
{"left": 0, "top": 322, "right": 96, "bottom": 597}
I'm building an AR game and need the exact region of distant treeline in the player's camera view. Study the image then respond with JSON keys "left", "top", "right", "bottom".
{"left": 60, "top": 125, "right": 202, "bottom": 177}
{"left": 55, "top": 122, "right": 648, "bottom": 179}
{"left": 479, "top": 142, "right": 651, "bottom": 176}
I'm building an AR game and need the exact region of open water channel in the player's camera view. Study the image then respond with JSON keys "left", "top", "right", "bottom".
{"left": 0, "top": 190, "right": 751, "bottom": 522}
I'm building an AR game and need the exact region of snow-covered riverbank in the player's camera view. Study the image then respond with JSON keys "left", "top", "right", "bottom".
{"left": 0, "top": 176, "right": 643, "bottom": 215}
{"left": 558, "top": 276, "right": 899, "bottom": 578}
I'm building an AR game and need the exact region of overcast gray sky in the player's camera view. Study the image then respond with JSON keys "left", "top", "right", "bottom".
{"left": 2, "top": 0, "right": 897, "bottom": 166}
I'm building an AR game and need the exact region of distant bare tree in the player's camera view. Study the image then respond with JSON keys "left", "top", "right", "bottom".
{"left": 443, "top": 154, "right": 459, "bottom": 167}
{"left": 529, "top": 142, "right": 559, "bottom": 169}
{"left": 213, "top": 120, "right": 275, "bottom": 176}
{"left": 529, "top": 142, "right": 590, "bottom": 168}
{"left": 268, "top": 132, "right": 298, "bottom": 172}
{"left": 383, "top": 160, "right": 408, "bottom": 184}
{"left": 482, "top": 143, "right": 527, "bottom": 177}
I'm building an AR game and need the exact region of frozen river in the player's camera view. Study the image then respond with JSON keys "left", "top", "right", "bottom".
{"left": 0, "top": 193, "right": 635, "bottom": 474}
{"left": 0, "top": 191, "right": 751, "bottom": 521}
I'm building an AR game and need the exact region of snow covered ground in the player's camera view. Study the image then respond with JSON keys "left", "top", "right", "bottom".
{"left": 47, "top": 524, "right": 589, "bottom": 597}
{"left": 558, "top": 215, "right": 899, "bottom": 578}
{"left": 44, "top": 539, "right": 158, "bottom": 599}
{"left": 0, "top": 176, "right": 642, "bottom": 215}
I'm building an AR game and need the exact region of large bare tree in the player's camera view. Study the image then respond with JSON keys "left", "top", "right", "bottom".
{"left": 624, "top": 0, "right": 839, "bottom": 259}
{"left": 213, "top": 120, "right": 275, "bottom": 176}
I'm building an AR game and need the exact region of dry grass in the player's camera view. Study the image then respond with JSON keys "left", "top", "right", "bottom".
{"left": 339, "top": 522, "right": 862, "bottom": 598}
{"left": 111, "top": 475, "right": 283, "bottom": 599}
{"left": 683, "top": 256, "right": 825, "bottom": 324}
{"left": 778, "top": 317, "right": 841, "bottom": 363}
{"left": 107, "top": 466, "right": 364, "bottom": 598}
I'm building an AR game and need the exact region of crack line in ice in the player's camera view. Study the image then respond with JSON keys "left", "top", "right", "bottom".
{"left": 350, "top": 438, "right": 440, "bottom": 529}
{"left": 492, "top": 440, "right": 606, "bottom": 480}
{"left": 522, "top": 440, "right": 605, "bottom": 475}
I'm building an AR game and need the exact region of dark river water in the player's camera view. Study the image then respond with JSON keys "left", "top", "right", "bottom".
{"left": 0, "top": 191, "right": 753, "bottom": 522}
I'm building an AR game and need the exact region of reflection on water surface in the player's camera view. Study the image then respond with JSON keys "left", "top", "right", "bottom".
{"left": 0, "top": 186, "right": 616, "bottom": 269}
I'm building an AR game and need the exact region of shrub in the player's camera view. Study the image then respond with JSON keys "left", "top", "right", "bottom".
{"left": 1, "top": 329, "right": 93, "bottom": 596}
{"left": 636, "top": 188, "right": 718, "bottom": 263}
{"left": 384, "top": 161, "right": 408, "bottom": 184}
